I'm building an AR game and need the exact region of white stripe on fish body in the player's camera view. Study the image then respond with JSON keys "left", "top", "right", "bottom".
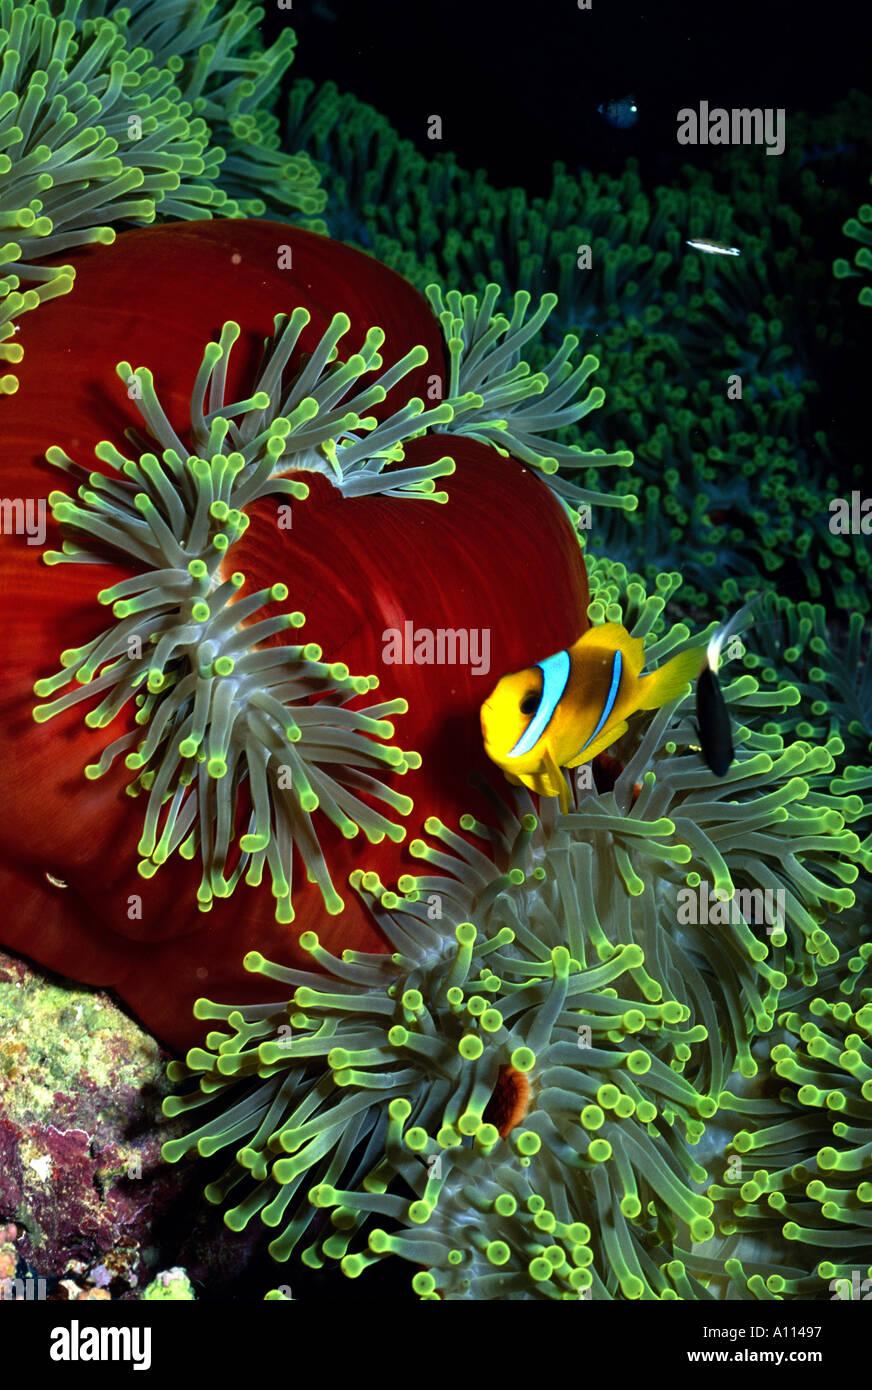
{"left": 507, "top": 648, "right": 571, "bottom": 759}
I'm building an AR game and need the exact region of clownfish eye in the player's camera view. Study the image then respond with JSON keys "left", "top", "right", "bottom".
{"left": 520, "top": 690, "right": 540, "bottom": 717}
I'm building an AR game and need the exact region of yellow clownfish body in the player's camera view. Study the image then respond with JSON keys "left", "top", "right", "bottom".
{"left": 480, "top": 622, "right": 702, "bottom": 813}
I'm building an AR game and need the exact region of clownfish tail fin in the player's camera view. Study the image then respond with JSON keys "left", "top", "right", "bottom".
{"left": 637, "top": 646, "right": 705, "bottom": 711}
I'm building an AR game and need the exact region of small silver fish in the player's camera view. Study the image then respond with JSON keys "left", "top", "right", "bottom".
{"left": 686, "top": 238, "right": 741, "bottom": 257}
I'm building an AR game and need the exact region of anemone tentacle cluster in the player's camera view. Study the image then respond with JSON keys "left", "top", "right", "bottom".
{"left": 0, "top": 0, "right": 324, "bottom": 391}
{"left": 713, "top": 941, "right": 872, "bottom": 1296}
{"left": 424, "top": 283, "right": 635, "bottom": 513}
{"left": 31, "top": 273, "right": 623, "bottom": 925}
{"left": 833, "top": 174, "right": 872, "bottom": 307}
{"left": 79, "top": 0, "right": 327, "bottom": 225}
{"left": 0, "top": 0, "right": 217, "bottom": 389}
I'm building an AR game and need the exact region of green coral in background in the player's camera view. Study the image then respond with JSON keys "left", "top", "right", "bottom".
{"left": 834, "top": 176, "right": 872, "bottom": 307}
{"left": 287, "top": 79, "right": 872, "bottom": 615}
{"left": 740, "top": 589, "right": 872, "bottom": 760}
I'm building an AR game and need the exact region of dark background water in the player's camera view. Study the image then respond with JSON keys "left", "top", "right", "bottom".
{"left": 271, "top": 0, "right": 868, "bottom": 188}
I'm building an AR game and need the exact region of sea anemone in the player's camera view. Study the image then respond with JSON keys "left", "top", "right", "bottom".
{"left": 3, "top": 0, "right": 869, "bottom": 1307}
{"left": 32, "top": 276, "right": 635, "bottom": 928}
{"left": 0, "top": 218, "right": 618, "bottom": 1047}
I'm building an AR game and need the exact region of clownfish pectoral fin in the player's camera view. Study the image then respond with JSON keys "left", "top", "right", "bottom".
{"left": 517, "top": 769, "right": 563, "bottom": 799}
{"left": 636, "top": 646, "right": 704, "bottom": 712}
{"left": 509, "top": 765, "right": 558, "bottom": 798}
{"left": 542, "top": 744, "right": 571, "bottom": 814}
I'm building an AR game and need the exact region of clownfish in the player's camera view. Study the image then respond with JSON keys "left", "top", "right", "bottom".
{"left": 480, "top": 623, "right": 703, "bottom": 814}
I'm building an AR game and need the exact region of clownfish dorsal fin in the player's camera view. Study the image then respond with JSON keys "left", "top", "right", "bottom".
{"left": 575, "top": 622, "right": 645, "bottom": 677}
